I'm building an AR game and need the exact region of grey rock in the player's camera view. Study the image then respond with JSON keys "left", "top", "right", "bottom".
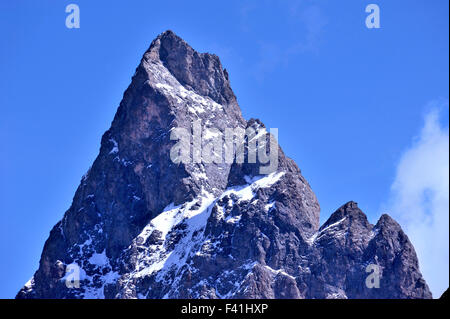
{"left": 16, "top": 31, "right": 431, "bottom": 299}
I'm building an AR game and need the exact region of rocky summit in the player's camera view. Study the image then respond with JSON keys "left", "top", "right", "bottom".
{"left": 17, "top": 31, "right": 432, "bottom": 299}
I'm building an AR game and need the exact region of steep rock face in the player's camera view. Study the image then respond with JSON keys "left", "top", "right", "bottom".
{"left": 17, "top": 31, "right": 431, "bottom": 299}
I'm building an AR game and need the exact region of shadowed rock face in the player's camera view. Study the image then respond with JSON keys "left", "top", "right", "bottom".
{"left": 17, "top": 31, "right": 431, "bottom": 299}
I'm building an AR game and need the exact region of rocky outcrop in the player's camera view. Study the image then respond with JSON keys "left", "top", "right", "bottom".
{"left": 17, "top": 31, "right": 431, "bottom": 299}
{"left": 303, "top": 202, "right": 431, "bottom": 299}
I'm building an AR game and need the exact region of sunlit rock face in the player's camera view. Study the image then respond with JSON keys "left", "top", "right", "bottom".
{"left": 17, "top": 31, "right": 431, "bottom": 299}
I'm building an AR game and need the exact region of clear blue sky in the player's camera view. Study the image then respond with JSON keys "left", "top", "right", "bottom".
{"left": 0, "top": 0, "right": 448, "bottom": 298}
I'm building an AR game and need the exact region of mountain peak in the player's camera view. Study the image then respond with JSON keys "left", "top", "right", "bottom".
{"left": 319, "top": 200, "right": 369, "bottom": 231}
{"left": 159, "top": 29, "right": 178, "bottom": 38}
{"left": 153, "top": 30, "right": 191, "bottom": 54}
{"left": 17, "top": 31, "right": 431, "bottom": 300}
{"left": 143, "top": 30, "right": 236, "bottom": 107}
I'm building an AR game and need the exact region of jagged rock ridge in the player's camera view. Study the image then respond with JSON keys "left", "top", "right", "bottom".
{"left": 17, "top": 30, "right": 431, "bottom": 299}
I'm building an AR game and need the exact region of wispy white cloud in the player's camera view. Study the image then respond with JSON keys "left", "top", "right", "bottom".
{"left": 287, "top": 3, "right": 328, "bottom": 54}
{"left": 238, "top": 0, "right": 327, "bottom": 81}
{"left": 387, "top": 101, "right": 449, "bottom": 298}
